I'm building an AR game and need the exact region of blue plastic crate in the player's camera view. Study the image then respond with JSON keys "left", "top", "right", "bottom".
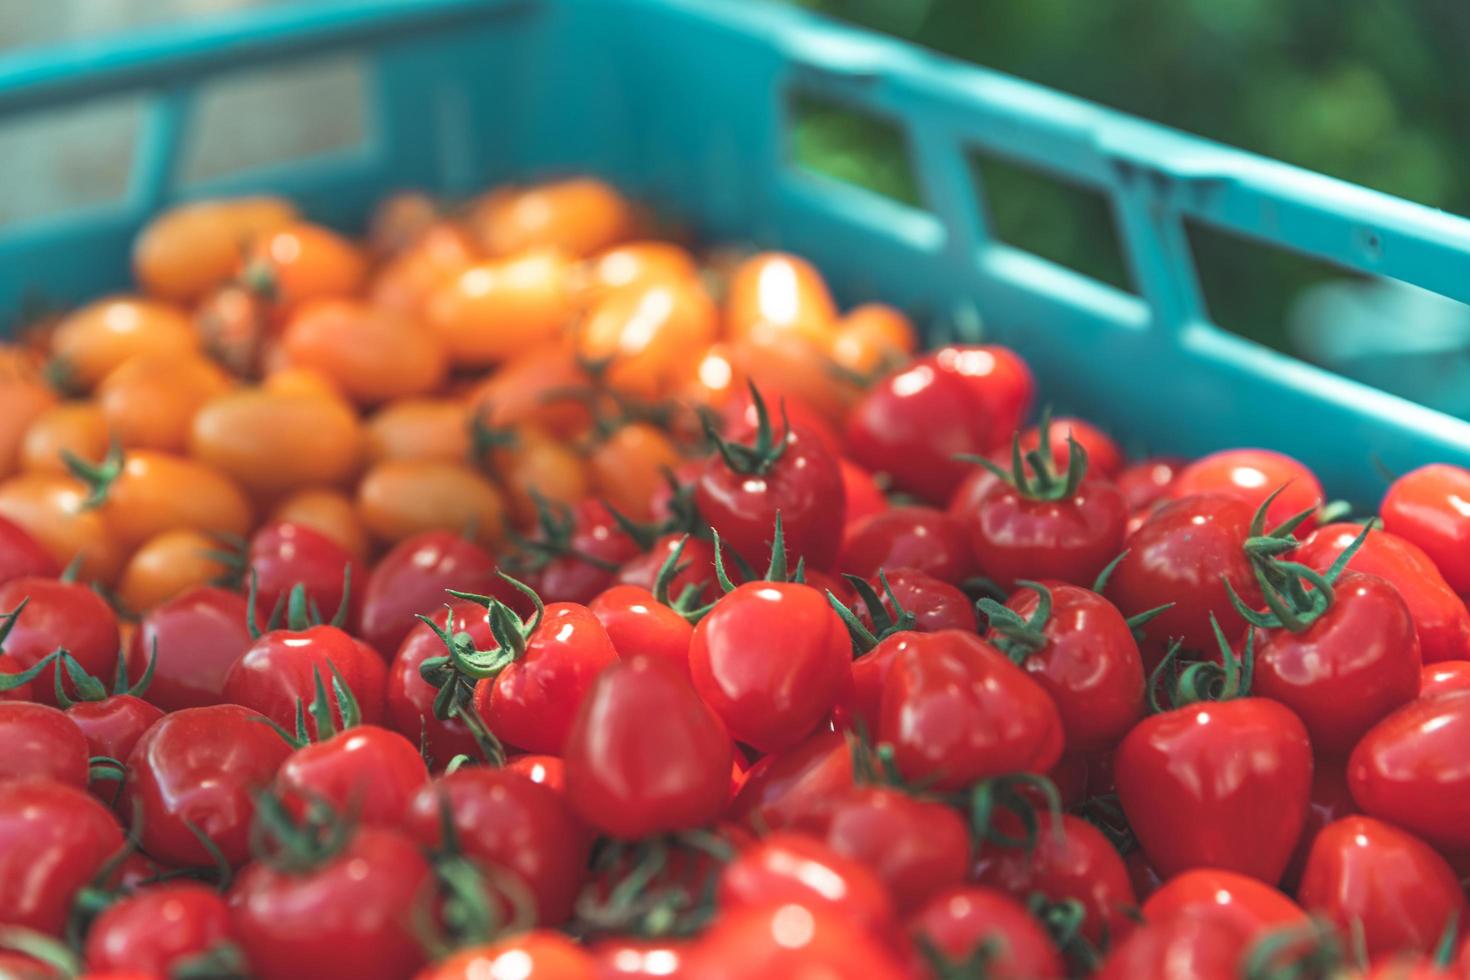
{"left": 2, "top": 0, "right": 1469, "bottom": 505}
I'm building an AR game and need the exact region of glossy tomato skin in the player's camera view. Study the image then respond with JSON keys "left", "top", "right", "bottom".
{"left": 718, "top": 833, "right": 898, "bottom": 940}
{"left": 908, "top": 885, "right": 1063, "bottom": 980}
{"left": 121, "top": 704, "right": 292, "bottom": 867}
{"left": 564, "top": 655, "right": 731, "bottom": 839}
{"left": 1116, "top": 457, "right": 1185, "bottom": 512}
{"left": 682, "top": 901, "right": 910, "bottom": 980}
{"left": 229, "top": 827, "right": 430, "bottom": 980}
{"left": 522, "top": 500, "right": 641, "bottom": 606}
{"left": 418, "top": 931, "right": 597, "bottom": 980}
{"left": 924, "top": 344, "right": 1034, "bottom": 445}
{"left": 838, "top": 506, "right": 977, "bottom": 585}
{"left": 1281, "top": 761, "right": 1358, "bottom": 892}
{"left": 67, "top": 694, "right": 164, "bottom": 768}
{"left": 1251, "top": 570, "right": 1420, "bottom": 757}
{"left": 1141, "top": 868, "right": 1306, "bottom": 938}
{"left": 1168, "top": 448, "right": 1324, "bottom": 532}
{"left": 359, "top": 530, "right": 498, "bottom": 656}
{"left": 1298, "top": 815, "right": 1467, "bottom": 961}
{"left": 1296, "top": 521, "right": 1470, "bottom": 664}
{"left": 276, "top": 725, "right": 428, "bottom": 826}
{"left": 0, "top": 577, "right": 119, "bottom": 707}
{"left": 794, "top": 785, "right": 970, "bottom": 913}
{"left": 505, "top": 753, "right": 565, "bottom": 792}
{"left": 859, "top": 567, "right": 978, "bottom": 636}
{"left": 0, "top": 701, "right": 88, "bottom": 785}
{"left": 1015, "top": 415, "right": 1125, "bottom": 480}
{"left": 1116, "top": 698, "right": 1312, "bottom": 883}
{"left": 727, "top": 728, "right": 853, "bottom": 831}
{"left": 404, "top": 767, "right": 590, "bottom": 927}
{"left": 845, "top": 360, "right": 992, "bottom": 505}
{"left": 838, "top": 459, "right": 887, "bottom": 527}
{"left": 587, "top": 584, "right": 693, "bottom": 673}
{"left": 1095, "top": 910, "right": 1252, "bottom": 980}
{"left": 0, "top": 514, "right": 58, "bottom": 586}
{"left": 1105, "top": 495, "right": 1263, "bottom": 665}
{"left": 385, "top": 601, "right": 489, "bottom": 765}
{"left": 247, "top": 522, "right": 360, "bottom": 635}
{"left": 84, "top": 883, "right": 233, "bottom": 976}
{"left": 878, "top": 630, "right": 1063, "bottom": 791}
{"left": 973, "top": 813, "right": 1136, "bottom": 946}
{"left": 223, "top": 624, "right": 386, "bottom": 737}
{"left": 131, "top": 586, "right": 257, "bottom": 712}
{"left": 961, "top": 476, "right": 1127, "bottom": 592}
{"left": 592, "top": 939, "right": 690, "bottom": 980}
{"left": 470, "top": 601, "right": 618, "bottom": 755}
{"left": 1421, "top": 660, "right": 1470, "bottom": 699}
{"left": 1348, "top": 691, "right": 1470, "bottom": 851}
{"left": 616, "top": 533, "right": 724, "bottom": 607}
{"left": 689, "top": 582, "right": 851, "bottom": 753}
{"left": 1381, "top": 464, "right": 1470, "bottom": 595}
{"left": 0, "top": 779, "right": 125, "bottom": 935}
{"left": 992, "top": 583, "right": 1145, "bottom": 751}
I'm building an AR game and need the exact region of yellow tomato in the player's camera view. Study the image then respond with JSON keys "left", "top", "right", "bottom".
{"left": 189, "top": 388, "right": 363, "bottom": 498}
{"left": 133, "top": 196, "right": 298, "bottom": 303}
{"left": 95, "top": 352, "right": 233, "bottom": 453}
{"left": 365, "top": 398, "right": 471, "bottom": 465}
{"left": 115, "top": 528, "right": 230, "bottom": 613}
{"left": 0, "top": 473, "right": 124, "bottom": 584}
{"left": 86, "top": 450, "right": 253, "bottom": 552}
{"left": 425, "top": 250, "right": 575, "bottom": 367}
{"left": 357, "top": 460, "right": 505, "bottom": 550}
{"left": 588, "top": 424, "right": 683, "bottom": 522}
{"left": 49, "top": 297, "right": 197, "bottom": 391}
{"left": 20, "top": 402, "right": 109, "bottom": 475}
{"left": 279, "top": 299, "right": 448, "bottom": 406}
{"left": 469, "top": 178, "right": 637, "bottom": 258}
{"left": 577, "top": 278, "right": 718, "bottom": 400}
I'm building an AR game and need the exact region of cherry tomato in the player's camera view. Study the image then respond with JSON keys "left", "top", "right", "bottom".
{"left": 277, "top": 725, "right": 428, "bottom": 826}
{"left": 92, "top": 449, "right": 254, "bottom": 553}
{"left": 67, "top": 694, "right": 163, "bottom": 779}
{"left": 360, "top": 530, "right": 498, "bottom": 656}
{"left": 131, "top": 586, "right": 257, "bottom": 713}
{"left": 1298, "top": 815, "right": 1467, "bottom": 961}
{"left": 471, "top": 177, "right": 636, "bottom": 258}
{"left": 587, "top": 423, "right": 683, "bottom": 523}
{"left": 879, "top": 630, "right": 1063, "bottom": 790}
{"left": 0, "top": 702, "right": 88, "bottom": 786}
{"left": 223, "top": 621, "right": 386, "bottom": 737}
{"left": 357, "top": 459, "right": 506, "bottom": 551}
{"left": 49, "top": 297, "right": 197, "bottom": 391}
{"left": 858, "top": 567, "right": 978, "bottom": 637}
{"left": 247, "top": 521, "right": 359, "bottom": 633}
{"left": 578, "top": 277, "right": 718, "bottom": 399}
{"left": 517, "top": 499, "right": 639, "bottom": 606}
{"left": 1095, "top": 910, "right": 1252, "bottom": 980}
{"left": 922, "top": 344, "right": 1035, "bottom": 448}
{"left": 115, "top": 528, "right": 231, "bottom": 612}
{"left": 725, "top": 252, "right": 838, "bottom": 347}
{"left": 0, "top": 513, "right": 58, "bottom": 586}
{"left": 484, "top": 424, "right": 589, "bottom": 532}
{"left": 269, "top": 487, "right": 370, "bottom": 564}
{"left": 194, "top": 282, "right": 270, "bottom": 377}
{"left": 718, "top": 387, "right": 844, "bottom": 460}
{"left": 229, "top": 826, "right": 430, "bottom": 980}
{"left": 20, "top": 401, "right": 109, "bottom": 474}
{"left": 1382, "top": 464, "right": 1470, "bottom": 598}
{"left": 133, "top": 196, "right": 297, "bottom": 303}
{"left": 0, "top": 779, "right": 125, "bottom": 935}
{"left": 1168, "top": 448, "right": 1324, "bottom": 532}
{"left": 1117, "top": 456, "right": 1185, "bottom": 512}
{"left": 1348, "top": 690, "right": 1470, "bottom": 852}
{"left": 426, "top": 250, "right": 574, "bottom": 367}
{"left": 1014, "top": 415, "right": 1125, "bottom": 480}
{"left": 1421, "top": 660, "right": 1470, "bottom": 699}
{"left": 0, "top": 577, "right": 119, "bottom": 706}
{"left": 718, "top": 833, "right": 897, "bottom": 940}
{"left": 240, "top": 221, "right": 368, "bottom": 320}
{"left": 838, "top": 460, "right": 887, "bottom": 529}
{"left": 578, "top": 240, "right": 698, "bottom": 307}
{"left": 564, "top": 655, "right": 731, "bottom": 839}
{"left": 1141, "top": 868, "right": 1306, "bottom": 937}
{"left": 1116, "top": 697, "right": 1311, "bottom": 883}
{"left": 682, "top": 901, "right": 909, "bottom": 979}
{"left": 506, "top": 753, "right": 566, "bottom": 792}
{"left": 829, "top": 303, "right": 916, "bottom": 378}
{"left": 616, "top": 533, "right": 723, "bottom": 606}
{"left": 386, "top": 601, "right": 492, "bottom": 765}
{"left": 190, "top": 388, "right": 363, "bottom": 498}
{"left": 418, "top": 931, "right": 596, "bottom": 980}
{"left": 280, "top": 299, "right": 448, "bottom": 407}
{"left": 728, "top": 729, "right": 854, "bottom": 831}
{"left": 364, "top": 397, "right": 471, "bottom": 465}
{"left": 689, "top": 582, "right": 851, "bottom": 753}
{"left": 404, "top": 767, "right": 590, "bottom": 927}
{"left": 95, "top": 352, "right": 231, "bottom": 454}
{"left": 122, "top": 704, "right": 291, "bottom": 867}
{"left": 0, "top": 472, "right": 125, "bottom": 584}
{"left": 466, "top": 341, "right": 593, "bottom": 440}
{"left": 839, "top": 506, "right": 977, "bottom": 585}
{"left": 0, "top": 350, "right": 57, "bottom": 482}
{"left": 370, "top": 221, "right": 478, "bottom": 318}
{"left": 84, "top": 883, "right": 233, "bottom": 976}
{"left": 908, "top": 885, "right": 1064, "bottom": 979}
{"left": 592, "top": 939, "right": 690, "bottom": 980}
{"left": 1281, "top": 761, "right": 1358, "bottom": 892}
{"left": 587, "top": 584, "right": 694, "bottom": 672}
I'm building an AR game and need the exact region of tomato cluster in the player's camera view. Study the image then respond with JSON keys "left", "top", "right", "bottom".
{"left": 1, "top": 177, "right": 1469, "bottom": 979}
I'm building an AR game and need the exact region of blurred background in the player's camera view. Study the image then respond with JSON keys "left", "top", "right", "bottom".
{"left": 5, "top": 0, "right": 1470, "bottom": 412}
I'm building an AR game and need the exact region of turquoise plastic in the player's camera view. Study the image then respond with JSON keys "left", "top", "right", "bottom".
{"left": 3, "top": 0, "right": 1470, "bottom": 504}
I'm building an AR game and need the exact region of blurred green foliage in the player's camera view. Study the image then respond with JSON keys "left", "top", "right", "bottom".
{"left": 790, "top": 0, "right": 1470, "bottom": 353}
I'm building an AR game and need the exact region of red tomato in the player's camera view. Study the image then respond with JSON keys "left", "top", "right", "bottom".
{"left": 1381, "top": 464, "right": 1470, "bottom": 595}
{"left": 878, "top": 630, "right": 1063, "bottom": 790}
{"left": 1141, "top": 868, "right": 1306, "bottom": 937}
{"left": 519, "top": 499, "right": 641, "bottom": 606}
{"left": 1421, "top": 660, "right": 1470, "bottom": 699}
{"left": 856, "top": 567, "right": 978, "bottom": 637}
{"left": 973, "top": 813, "right": 1136, "bottom": 946}
{"left": 564, "top": 655, "right": 731, "bottom": 839}
{"left": 359, "top": 530, "right": 498, "bottom": 656}
{"left": 587, "top": 584, "right": 693, "bottom": 673}
{"left": 1095, "top": 910, "right": 1252, "bottom": 980}
{"left": 592, "top": 939, "right": 690, "bottom": 980}
{"left": 67, "top": 694, "right": 163, "bottom": 779}
{"left": 1296, "top": 521, "right": 1470, "bottom": 664}
{"left": 838, "top": 460, "right": 887, "bottom": 527}
{"left": 727, "top": 729, "right": 854, "bottom": 831}
{"left": 229, "top": 827, "right": 430, "bottom": 980}
{"left": 0, "top": 514, "right": 58, "bottom": 586}
{"left": 907, "top": 885, "right": 1063, "bottom": 979}
{"left": 616, "top": 532, "right": 724, "bottom": 607}
{"left": 404, "top": 767, "right": 590, "bottom": 927}
{"left": 986, "top": 582, "right": 1145, "bottom": 751}
{"left": 718, "top": 833, "right": 898, "bottom": 939}
{"left": 1014, "top": 415, "right": 1125, "bottom": 480}
{"left": 1116, "top": 696, "right": 1311, "bottom": 883}
{"left": 276, "top": 725, "right": 428, "bottom": 826}
{"left": 247, "top": 521, "right": 360, "bottom": 635}
{"left": 222, "top": 620, "right": 386, "bottom": 738}
{"left": 1281, "top": 761, "right": 1358, "bottom": 892}
{"left": 506, "top": 753, "right": 565, "bottom": 791}
{"left": 1117, "top": 457, "right": 1185, "bottom": 512}
{"left": 84, "top": 883, "right": 233, "bottom": 976}
{"left": 1251, "top": 570, "right": 1420, "bottom": 757}
{"left": 385, "top": 600, "right": 490, "bottom": 765}
{"left": 1298, "top": 815, "right": 1467, "bottom": 961}
{"left": 1104, "top": 495, "right": 1263, "bottom": 666}
{"left": 0, "top": 701, "right": 88, "bottom": 786}
{"left": 1348, "top": 691, "right": 1470, "bottom": 851}
{"left": 0, "top": 779, "right": 125, "bottom": 934}
{"left": 1168, "top": 448, "right": 1324, "bottom": 532}
{"left": 923, "top": 344, "right": 1034, "bottom": 445}
{"left": 838, "top": 506, "right": 977, "bottom": 585}
{"left": 0, "top": 577, "right": 119, "bottom": 707}
{"left": 842, "top": 630, "right": 918, "bottom": 734}
{"left": 846, "top": 360, "right": 993, "bottom": 505}
{"left": 417, "top": 931, "right": 596, "bottom": 980}
{"left": 121, "top": 704, "right": 292, "bottom": 867}
{"left": 689, "top": 582, "right": 851, "bottom": 753}
{"left": 793, "top": 785, "right": 970, "bottom": 913}
{"left": 130, "top": 586, "right": 257, "bottom": 712}
{"left": 720, "top": 387, "right": 843, "bottom": 459}
{"left": 682, "top": 901, "right": 910, "bottom": 979}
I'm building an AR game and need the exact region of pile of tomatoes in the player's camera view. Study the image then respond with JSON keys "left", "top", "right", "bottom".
{"left": 3, "top": 176, "right": 1470, "bottom": 980}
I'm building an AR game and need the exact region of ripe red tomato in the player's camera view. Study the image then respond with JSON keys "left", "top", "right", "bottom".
{"left": 229, "top": 826, "right": 430, "bottom": 980}
{"left": 418, "top": 931, "right": 597, "bottom": 980}
{"left": 131, "top": 586, "right": 258, "bottom": 712}
{"left": 1348, "top": 691, "right": 1470, "bottom": 851}
{"left": 718, "top": 833, "right": 898, "bottom": 940}
{"left": 1381, "top": 464, "right": 1470, "bottom": 596}
{"left": 682, "top": 901, "right": 910, "bottom": 979}
{"left": 0, "top": 577, "right": 120, "bottom": 707}
{"left": 385, "top": 600, "right": 490, "bottom": 764}
{"left": 0, "top": 514, "right": 58, "bottom": 586}
{"left": 689, "top": 582, "right": 851, "bottom": 753}
{"left": 0, "top": 779, "right": 125, "bottom": 934}
{"left": 84, "top": 883, "right": 233, "bottom": 976}
{"left": 519, "top": 499, "right": 640, "bottom": 606}
{"left": 907, "top": 885, "right": 1063, "bottom": 979}
{"left": 923, "top": 344, "right": 1034, "bottom": 445}
{"left": 878, "top": 630, "right": 1063, "bottom": 790}
{"left": 564, "top": 655, "right": 731, "bottom": 839}
{"left": 727, "top": 728, "right": 854, "bottom": 831}
{"left": 1141, "top": 868, "right": 1306, "bottom": 937}
{"left": 1014, "top": 415, "right": 1125, "bottom": 480}
{"left": 1095, "top": 910, "right": 1252, "bottom": 980}
{"left": 276, "top": 725, "right": 428, "bottom": 826}
{"left": 1281, "top": 762, "right": 1358, "bottom": 892}
{"left": 854, "top": 567, "right": 978, "bottom": 637}
{"left": 1421, "top": 660, "right": 1470, "bottom": 699}
{"left": 592, "top": 939, "right": 691, "bottom": 980}
{"left": 404, "top": 767, "right": 590, "bottom": 927}
{"left": 0, "top": 701, "right": 88, "bottom": 786}
{"left": 505, "top": 753, "right": 565, "bottom": 791}
{"left": 986, "top": 582, "right": 1145, "bottom": 751}
{"left": 222, "top": 619, "right": 387, "bottom": 738}
{"left": 247, "top": 521, "right": 360, "bottom": 633}
{"left": 67, "top": 693, "right": 164, "bottom": 778}
{"left": 616, "top": 532, "right": 725, "bottom": 606}
{"left": 1296, "top": 521, "right": 1470, "bottom": 664}
{"left": 359, "top": 530, "right": 499, "bottom": 655}
{"left": 1168, "top": 448, "right": 1324, "bottom": 532}
{"left": 838, "top": 459, "right": 887, "bottom": 527}
{"left": 121, "top": 704, "right": 292, "bottom": 867}
{"left": 838, "top": 506, "right": 977, "bottom": 585}
{"left": 1115, "top": 697, "right": 1312, "bottom": 883}
{"left": 587, "top": 584, "right": 694, "bottom": 673}
{"left": 1298, "top": 815, "right": 1467, "bottom": 961}
{"left": 720, "top": 387, "right": 843, "bottom": 459}
{"left": 1116, "top": 456, "right": 1185, "bottom": 512}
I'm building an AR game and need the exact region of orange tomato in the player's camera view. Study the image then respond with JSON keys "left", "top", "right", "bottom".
{"left": 241, "top": 222, "right": 368, "bottom": 318}
{"left": 588, "top": 424, "right": 683, "bottom": 521}
{"left": 370, "top": 221, "right": 478, "bottom": 319}
{"left": 425, "top": 250, "right": 575, "bottom": 367}
{"left": 96, "top": 352, "right": 232, "bottom": 453}
{"left": 466, "top": 343, "right": 593, "bottom": 440}
{"left": 49, "top": 297, "right": 197, "bottom": 391}
{"left": 20, "top": 402, "right": 110, "bottom": 474}
{"left": 82, "top": 450, "right": 253, "bottom": 552}
{"left": 0, "top": 473, "right": 124, "bottom": 584}
{"left": 365, "top": 398, "right": 471, "bottom": 465}
{"left": 133, "top": 196, "right": 298, "bottom": 303}
{"left": 0, "top": 374, "right": 60, "bottom": 480}
{"left": 271, "top": 488, "right": 370, "bottom": 563}
{"left": 577, "top": 278, "right": 718, "bottom": 400}
{"left": 675, "top": 342, "right": 746, "bottom": 413}
{"left": 367, "top": 191, "right": 440, "bottom": 259}
{"left": 731, "top": 329, "right": 858, "bottom": 430}
{"left": 194, "top": 283, "right": 269, "bottom": 379}
{"left": 830, "top": 303, "right": 918, "bottom": 378}
{"left": 482, "top": 424, "right": 589, "bottom": 530}
{"left": 470, "top": 178, "right": 637, "bottom": 258}
{"left": 725, "top": 252, "right": 839, "bottom": 348}
{"left": 357, "top": 460, "right": 505, "bottom": 550}
{"left": 115, "top": 528, "right": 230, "bottom": 613}
{"left": 261, "top": 365, "right": 343, "bottom": 400}
{"left": 577, "top": 241, "right": 699, "bottom": 307}
{"left": 279, "top": 299, "right": 448, "bottom": 406}
{"left": 189, "top": 388, "right": 363, "bottom": 498}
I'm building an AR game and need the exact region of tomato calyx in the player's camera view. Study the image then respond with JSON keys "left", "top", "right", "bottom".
{"left": 0, "top": 925, "right": 84, "bottom": 978}
{"left": 827, "top": 571, "right": 917, "bottom": 654}
{"left": 196, "top": 530, "right": 252, "bottom": 591}
{"left": 662, "top": 515, "right": 802, "bottom": 624}
{"left": 1072, "top": 792, "right": 1139, "bottom": 859}
{"left": 958, "top": 411, "right": 1088, "bottom": 503}
{"left": 651, "top": 535, "right": 714, "bottom": 624}
{"left": 966, "top": 773, "right": 1065, "bottom": 852}
{"left": 1026, "top": 893, "right": 1101, "bottom": 974}
{"left": 249, "top": 791, "right": 355, "bottom": 875}
{"left": 981, "top": 580, "right": 1172, "bottom": 656}
{"left": 916, "top": 934, "right": 1005, "bottom": 980}
{"left": 50, "top": 643, "right": 157, "bottom": 709}
{"left": 61, "top": 439, "right": 125, "bottom": 510}
{"left": 255, "top": 661, "right": 362, "bottom": 750}
{"left": 1240, "top": 918, "right": 1345, "bottom": 980}
{"left": 245, "top": 573, "right": 354, "bottom": 641}
{"left": 572, "top": 830, "right": 735, "bottom": 940}
{"left": 1147, "top": 616, "right": 1253, "bottom": 712}
{"left": 699, "top": 383, "right": 790, "bottom": 477}
{"left": 509, "top": 493, "right": 621, "bottom": 575}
